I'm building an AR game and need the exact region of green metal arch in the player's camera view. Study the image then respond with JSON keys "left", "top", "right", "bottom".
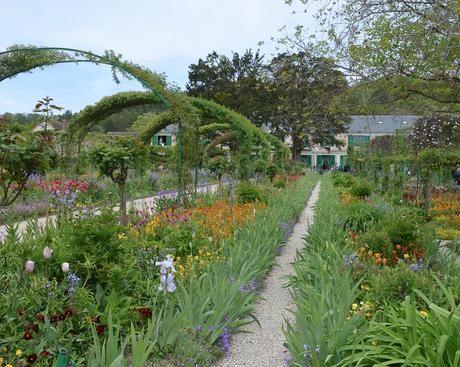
{"left": 0, "top": 45, "right": 174, "bottom": 109}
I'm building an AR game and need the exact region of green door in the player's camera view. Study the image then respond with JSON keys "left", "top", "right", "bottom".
{"left": 165, "top": 135, "right": 172, "bottom": 146}
{"left": 300, "top": 155, "right": 312, "bottom": 168}
{"left": 317, "top": 155, "right": 335, "bottom": 168}
{"left": 340, "top": 155, "right": 347, "bottom": 167}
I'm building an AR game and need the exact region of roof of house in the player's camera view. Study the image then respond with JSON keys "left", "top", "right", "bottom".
{"left": 349, "top": 115, "right": 419, "bottom": 134}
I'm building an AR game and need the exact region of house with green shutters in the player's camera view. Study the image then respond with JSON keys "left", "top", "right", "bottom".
{"left": 150, "top": 125, "right": 176, "bottom": 146}
{"left": 300, "top": 115, "right": 418, "bottom": 169}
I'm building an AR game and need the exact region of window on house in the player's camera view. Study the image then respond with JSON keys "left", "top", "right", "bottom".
{"left": 151, "top": 135, "right": 172, "bottom": 146}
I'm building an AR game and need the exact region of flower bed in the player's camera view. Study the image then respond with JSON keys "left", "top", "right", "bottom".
{"left": 285, "top": 174, "right": 460, "bottom": 366}
{"left": 0, "top": 174, "right": 319, "bottom": 366}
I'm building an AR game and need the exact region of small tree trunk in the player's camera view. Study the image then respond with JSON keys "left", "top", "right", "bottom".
{"left": 291, "top": 135, "right": 304, "bottom": 164}
{"left": 119, "top": 181, "right": 128, "bottom": 225}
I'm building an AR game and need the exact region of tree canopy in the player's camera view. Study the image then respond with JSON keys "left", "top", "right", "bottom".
{"left": 283, "top": 0, "right": 460, "bottom": 110}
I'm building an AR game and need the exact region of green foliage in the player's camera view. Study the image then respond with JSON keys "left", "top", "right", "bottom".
{"left": 268, "top": 52, "right": 349, "bottom": 162}
{"left": 59, "top": 210, "right": 127, "bottom": 289}
{"left": 332, "top": 172, "right": 355, "bottom": 188}
{"left": 0, "top": 124, "right": 55, "bottom": 206}
{"left": 342, "top": 202, "right": 382, "bottom": 232}
{"left": 273, "top": 177, "right": 287, "bottom": 189}
{"left": 266, "top": 164, "right": 279, "bottom": 181}
{"left": 338, "top": 288, "right": 460, "bottom": 367}
{"left": 386, "top": 219, "right": 418, "bottom": 246}
{"left": 350, "top": 179, "right": 372, "bottom": 197}
{"left": 186, "top": 50, "right": 273, "bottom": 127}
{"left": 90, "top": 137, "right": 147, "bottom": 184}
{"left": 236, "top": 182, "right": 265, "bottom": 203}
{"left": 357, "top": 230, "right": 392, "bottom": 258}
{"left": 366, "top": 263, "right": 441, "bottom": 306}
{"left": 285, "top": 177, "right": 360, "bottom": 366}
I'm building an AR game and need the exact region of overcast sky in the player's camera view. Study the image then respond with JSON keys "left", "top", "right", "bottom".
{"left": 0, "top": 0, "right": 317, "bottom": 113}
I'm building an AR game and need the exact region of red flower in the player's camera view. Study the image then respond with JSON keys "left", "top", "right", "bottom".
{"left": 62, "top": 308, "right": 73, "bottom": 318}
{"left": 41, "top": 351, "right": 49, "bottom": 358}
{"left": 50, "top": 315, "right": 59, "bottom": 323}
{"left": 36, "top": 313, "right": 45, "bottom": 322}
{"left": 23, "top": 330, "right": 33, "bottom": 340}
{"left": 137, "top": 307, "right": 152, "bottom": 318}
{"left": 32, "top": 324, "right": 39, "bottom": 332}
{"left": 27, "top": 353, "right": 38, "bottom": 364}
{"left": 96, "top": 325, "right": 105, "bottom": 336}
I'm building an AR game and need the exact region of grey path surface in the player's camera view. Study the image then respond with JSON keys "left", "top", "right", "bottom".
{"left": 216, "top": 181, "right": 321, "bottom": 367}
{"left": 0, "top": 184, "right": 217, "bottom": 240}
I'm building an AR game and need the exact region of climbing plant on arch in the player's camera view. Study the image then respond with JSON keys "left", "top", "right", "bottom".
{"left": 70, "top": 90, "right": 283, "bottom": 180}
{"left": 0, "top": 45, "right": 286, "bottom": 188}
{"left": 0, "top": 44, "right": 199, "bottom": 201}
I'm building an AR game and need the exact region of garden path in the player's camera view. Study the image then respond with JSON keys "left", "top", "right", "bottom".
{"left": 215, "top": 181, "right": 321, "bottom": 367}
{"left": 0, "top": 184, "right": 218, "bottom": 241}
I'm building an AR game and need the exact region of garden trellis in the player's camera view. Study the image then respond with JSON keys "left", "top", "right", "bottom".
{"left": 0, "top": 45, "right": 286, "bottom": 202}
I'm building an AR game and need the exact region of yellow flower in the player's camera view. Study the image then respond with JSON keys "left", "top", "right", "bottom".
{"left": 0, "top": 357, "right": 4, "bottom": 364}
{"left": 6, "top": 364, "right": 13, "bottom": 367}
{"left": 351, "top": 303, "right": 358, "bottom": 310}
{"left": 403, "top": 253, "right": 410, "bottom": 260}
{"left": 419, "top": 310, "right": 429, "bottom": 319}
{"left": 2, "top": 347, "right": 6, "bottom": 352}
{"left": 15, "top": 349, "right": 22, "bottom": 357}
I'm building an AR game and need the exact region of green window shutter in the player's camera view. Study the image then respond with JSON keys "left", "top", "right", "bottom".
{"left": 348, "top": 135, "right": 354, "bottom": 146}
{"left": 151, "top": 136, "right": 157, "bottom": 146}
{"left": 340, "top": 155, "right": 347, "bottom": 167}
{"left": 166, "top": 136, "right": 172, "bottom": 146}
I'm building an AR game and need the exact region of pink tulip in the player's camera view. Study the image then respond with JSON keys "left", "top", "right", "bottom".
{"left": 43, "top": 246, "right": 53, "bottom": 259}
{"left": 61, "top": 262, "right": 70, "bottom": 273}
{"left": 25, "top": 260, "right": 35, "bottom": 273}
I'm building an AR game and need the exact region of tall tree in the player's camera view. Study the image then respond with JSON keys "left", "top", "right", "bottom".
{"left": 268, "top": 52, "right": 349, "bottom": 162}
{"left": 186, "top": 50, "right": 273, "bottom": 127}
{"left": 283, "top": 0, "right": 460, "bottom": 109}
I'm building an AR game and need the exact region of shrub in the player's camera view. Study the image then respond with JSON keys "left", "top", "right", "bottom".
{"left": 342, "top": 202, "right": 383, "bottom": 232}
{"left": 236, "top": 182, "right": 265, "bottom": 203}
{"left": 357, "top": 230, "right": 393, "bottom": 259}
{"left": 266, "top": 164, "right": 279, "bottom": 181}
{"left": 273, "top": 177, "right": 287, "bottom": 189}
{"left": 332, "top": 173, "right": 355, "bottom": 188}
{"left": 350, "top": 179, "right": 372, "bottom": 197}
{"left": 386, "top": 219, "right": 418, "bottom": 246}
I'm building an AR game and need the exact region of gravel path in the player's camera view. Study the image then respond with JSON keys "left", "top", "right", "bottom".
{"left": 216, "top": 181, "right": 321, "bottom": 367}
{"left": 0, "top": 184, "right": 218, "bottom": 240}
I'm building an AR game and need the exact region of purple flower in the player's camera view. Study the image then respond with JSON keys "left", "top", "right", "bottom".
{"left": 67, "top": 273, "right": 80, "bottom": 295}
{"left": 220, "top": 327, "right": 231, "bottom": 356}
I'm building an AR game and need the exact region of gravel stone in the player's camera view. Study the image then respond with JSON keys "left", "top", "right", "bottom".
{"left": 215, "top": 181, "right": 321, "bottom": 367}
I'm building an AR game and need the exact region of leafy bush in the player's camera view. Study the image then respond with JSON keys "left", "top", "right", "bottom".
{"left": 366, "top": 263, "right": 440, "bottom": 306}
{"left": 273, "top": 177, "right": 287, "bottom": 189}
{"left": 266, "top": 164, "right": 279, "bottom": 181}
{"left": 357, "top": 230, "right": 393, "bottom": 259}
{"left": 342, "top": 202, "right": 383, "bottom": 232}
{"left": 332, "top": 173, "right": 355, "bottom": 188}
{"left": 236, "top": 182, "right": 266, "bottom": 203}
{"left": 386, "top": 219, "right": 418, "bottom": 246}
{"left": 338, "top": 287, "right": 460, "bottom": 367}
{"left": 350, "top": 179, "right": 372, "bottom": 197}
